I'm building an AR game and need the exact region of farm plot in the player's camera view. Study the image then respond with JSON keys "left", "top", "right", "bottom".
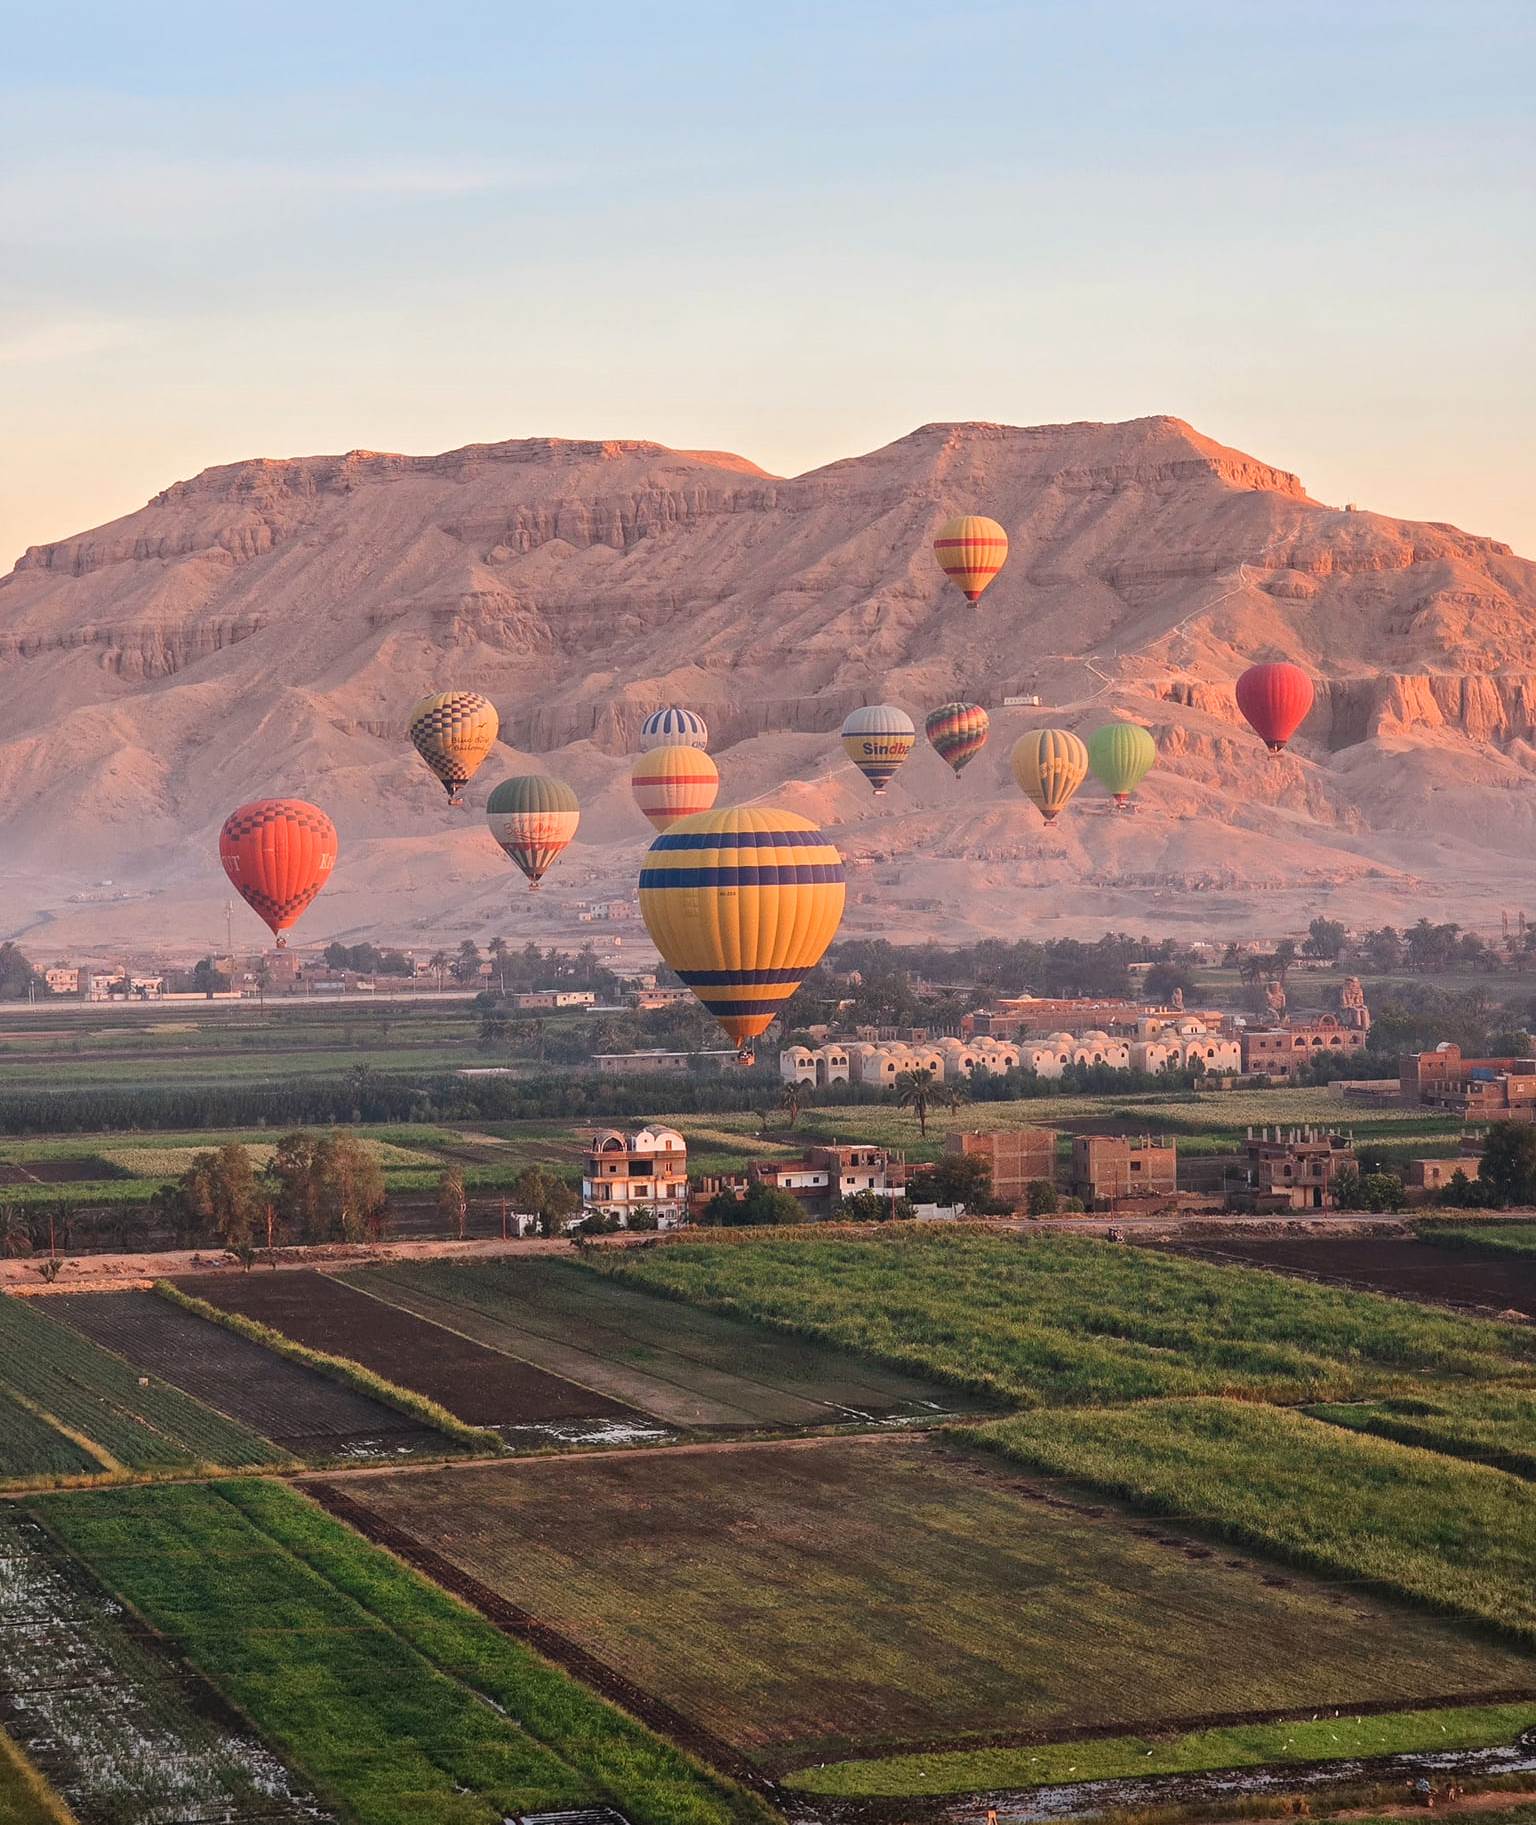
{"left": 0, "top": 1392, "right": 98, "bottom": 1486}
{"left": 178, "top": 1270, "right": 650, "bottom": 1437}
{"left": 345, "top": 1260, "right": 1000, "bottom": 1430}
{"left": 0, "top": 1297, "right": 284, "bottom": 1477}
{"left": 95, "top": 1137, "right": 438, "bottom": 1176}
{"left": 1306, "top": 1385, "right": 1536, "bottom": 1478}
{"left": 50, "top": 1292, "right": 450, "bottom": 1461}
{"left": 1160, "top": 1236, "right": 1536, "bottom": 1316}
{"left": 601, "top": 1229, "right": 1536, "bottom": 1408}
{"left": 36, "top": 1479, "right": 767, "bottom": 1825}
{"left": 0, "top": 1505, "right": 330, "bottom": 1824}
{"left": 333, "top": 1435, "right": 1536, "bottom": 1781}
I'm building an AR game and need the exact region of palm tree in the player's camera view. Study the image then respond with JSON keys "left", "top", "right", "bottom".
{"left": 488, "top": 936, "right": 509, "bottom": 995}
{"left": 427, "top": 950, "right": 449, "bottom": 991}
{"left": 778, "top": 1081, "right": 805, "bottom": 1129}
{"left": 895, "top": 1067, "right": 938, "bottom": 1138}
{"left": 941, "top": 1080, "right": 970, "bottom": 1125}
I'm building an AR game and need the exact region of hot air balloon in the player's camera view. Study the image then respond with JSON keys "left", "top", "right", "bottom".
{"left": 925, "top": 702, "right": 990, "bottom": 774}
{"left": 933, "top": 515, "right": 1009, "bottom": 603}
{"left": 841, "top": 705, "right": 916, "bottom": 795}
{"left": 486, "top": 776, "right": 580, "bottom": 889}
{"left": 639, "top": 807, "right": 845, "bottom": 1054}
{"left": 1011, "top": 729, "right": 1089, "bottom": 824}
{"left": 1236, "top": 662, "right": 1314, "bottom": 753}
{"left": 407, "top": 691, "right": 499, "bottom": 804}
{"left": 219, "top": 800, "right": 337, "bottom": 947}
{"left": 639, "top": 707, "right": 709, "bottom": 750}
{"left": 632, "top": 745, "right": 720, "bottom": 832}
{"left": 1087, "top": 721, "right": 1157, "bottom": 807}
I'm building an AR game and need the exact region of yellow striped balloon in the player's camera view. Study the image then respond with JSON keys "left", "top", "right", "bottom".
{"left": 933, "top": 515, "right": 1009, "bottom": 603}
{"left": 638, "top": 807, "right": 846, "bottom": 1049}
{"left": 1011, "top": 729, "right": 1089, "bottom": 824}
{"left": 631, "top": 745, "right": 720, "bottom": 832}
{"left": 486, "top": 775, "right": 580, "bottom": 889}
{"left": 408, "top": 691, "right": 499, "bottom": 803}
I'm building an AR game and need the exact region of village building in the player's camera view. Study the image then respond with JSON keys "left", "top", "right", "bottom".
{"left": 1242, "top": 1126, "right": 1357, "bottom": 1212}
{"left": 633, "top": 984, "right": 694, "bottom": 1010}
{"left": 1070, "top": 1134, "right": 1178, "bottom": 1208}
{"left": 592, "top": 1048, "right": 744, "bottom": 1076}
{"left": 945, "top": 1128, "right": 1058, "bottom": 1209}
{"left": 1401, "top": 1043, "right": 1536, "bottom": 1120}
{"left": 692, "top": 1143, "right": 907, "bottom": 1217}
{"left": 43, "top": 966, "right": 80, "bottom": 996}
{"left": 1241, "top": 1013, "right": 1370, "bottom": 1080}
{"left": 580, "top": 1126, "right": 689, "bottom": 1226}
{"left": 1405, "top": 1157, "right": 1475, "bottom": 1200}
{"left": 514, "top": 989, "right": 597, "bottom": 1010}
{"left": 967, "top": 996, "right": 1225, "bottom": 1041}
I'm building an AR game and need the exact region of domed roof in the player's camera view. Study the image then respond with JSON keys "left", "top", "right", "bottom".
{"left": 1081, "top": 1028, "right": 1111, "bottom": 1043}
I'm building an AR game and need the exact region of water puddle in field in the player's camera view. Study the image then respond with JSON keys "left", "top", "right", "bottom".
{"left": 0, "top": 1511, "right": 334, "bottom": 1823}
{"left": 794, "top": 1736, "right": 1536, "bottom": 1824}
{"left": 497, "top": 1418, "right": 675, "bottom": 1451}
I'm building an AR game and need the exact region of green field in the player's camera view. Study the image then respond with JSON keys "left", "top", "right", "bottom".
{"left": 343, "top": 1258, "right": 999, "bottom": 1428}
{"left": 961, "top": 1399, "right": 1536, "bottom": 1646}
{"left": 1307, "top": 1385, "right": 1536, "bottom": 1477}
{"left": 336, "top": 1436, "right": 1536, "bottom": 1780}
{"left": 0, "top": 1296, "right": 286, "bottom": 1480}
{"left": 600, "top": 1228, "right": 1536, "bottom": 1406}
{"left": 1417, "top": 1222, "right": 1536, "bottom": 1260}
{"left": 791, "top": 1698, "right": 1536, "bottom": 1797}
{"left": 35, "top": 1479, "right": 769, "bottom": 1825}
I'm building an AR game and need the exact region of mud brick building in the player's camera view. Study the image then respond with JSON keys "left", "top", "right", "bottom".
{"left": 945, "top": 1128, "right": 1058, "bottom": 1210}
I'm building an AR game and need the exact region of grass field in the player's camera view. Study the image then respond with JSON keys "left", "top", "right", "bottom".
{"left": 34, "top": 1479, "right": 769, "bottom": 1825}
{"left": 961, "top": 1400, "right": 1536, "bottom": 1646}
{"left": 0, "top": 1295, "right": 286, "bottom": 1480}
{"left": 1307, "top": 1386, "right": 1536, "bottom": 1478}
{"left": 599, "top": 1228, "right": 1536, "bottom": 1407}
{"left": 344, "top": 1259, "right": 999, "bottom": 1429}
{"left": 1418, "top": 1222, "right": 1536, "bottom": 1260}
{"left": 790, "top": 1697, "right": 1536, "bottom": 1797}
{"left": 0, "top": 1505, "right": 327, "bottom": 1824}
{"left": 336, "top": 1436, "right": 1536, "bottom": 1780}
{"left": 94, "top": 1137, "right": 440, "bottom": 1175}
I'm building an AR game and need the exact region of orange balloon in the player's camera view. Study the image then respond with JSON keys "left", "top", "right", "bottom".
{"left": 933, "top": 515, "right": 1009, "bottom": 602}
{"left": 219, "top": 799, "right": 338, "bottom": 946}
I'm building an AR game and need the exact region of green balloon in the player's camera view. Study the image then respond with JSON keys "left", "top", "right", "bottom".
{"left": 1087, "top": 722, "right": 1156, "bottom": 804}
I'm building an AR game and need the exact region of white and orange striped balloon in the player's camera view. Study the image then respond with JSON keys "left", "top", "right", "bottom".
{"left": 631, "top": 744, "right": 720, "bottom": 832}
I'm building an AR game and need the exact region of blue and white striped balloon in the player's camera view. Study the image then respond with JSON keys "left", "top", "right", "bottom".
{"left": 639, "top": 706, "right": 709, "bottom": 750}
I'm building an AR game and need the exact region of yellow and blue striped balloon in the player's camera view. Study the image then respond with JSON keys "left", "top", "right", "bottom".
{"left": 639, "top": 807, "right": 846, "bottom": 1048}
{"left": 841, "top": 704, "right": 915, "bottom": 795}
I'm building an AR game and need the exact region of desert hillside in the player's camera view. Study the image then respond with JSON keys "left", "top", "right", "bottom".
{"left": 2, "top": 416, "right": 1533, "bottom": 956}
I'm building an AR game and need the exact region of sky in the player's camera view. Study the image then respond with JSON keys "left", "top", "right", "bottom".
{"left": 2, "top": 0, "right": 1532, "bottom": 566}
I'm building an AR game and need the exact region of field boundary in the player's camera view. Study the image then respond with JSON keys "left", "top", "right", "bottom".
{"left": 302, "top": 1478, "right": 781, "bottom": 1800}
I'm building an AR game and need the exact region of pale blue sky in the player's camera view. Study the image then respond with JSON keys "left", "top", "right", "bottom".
{"left": 3, "top": 0, "right": 1531, "bottom": 563}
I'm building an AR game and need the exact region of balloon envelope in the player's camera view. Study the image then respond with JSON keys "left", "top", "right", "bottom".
{"left": 933, "top": 515, "right": 1009, "bottom": 602}
{"left": 486, "top": 775, "right": 580, "bottom": 888}
{"left": 639, "top": 707, "right": 709, "bottom": 750}
{"left": 925, "top": 702, "right": 990, "bottom": 773}
{"left": 1087, "top": 721, "right": 1157, "bottom": 804}
{"left": 1236, "top": 663, "right": 1314, "bottom": 752}
{"left": 841, "top": 704, "right": 916, "bottom": 795}
{"left": 1011, "top": 729, "right": 1089, "bottom": 823}
{"left": 408, "top": 691, "right": 499, "bottom": 802}
{"left": 632, "top": 745, "right": 720, "bottom": 832}
{"left": 639, "top": 807, "right": 846, "bottom": 1048}
{"left": 219, "top": 799, "right": 337, "bottom": 945}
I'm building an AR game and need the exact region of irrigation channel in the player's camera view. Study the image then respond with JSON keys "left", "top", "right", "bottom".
{"left": 793, "top": 1736, "right": 1536, "bottom": 1825}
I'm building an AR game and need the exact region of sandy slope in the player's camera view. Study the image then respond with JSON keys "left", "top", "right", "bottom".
{"left": 1, "top": 417, "right": 1532, "bottom": 953}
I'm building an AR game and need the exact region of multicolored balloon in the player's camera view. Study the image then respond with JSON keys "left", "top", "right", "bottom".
{"left": 925, "top": 702, "right": 990, "bottom": 774}
{"left": 486, "top": 775, "right": 580, "bottom": 889}
{"left": 632, "top": 744, "right": 720, "bottom": 832}
{"left": 1011, "top": 729, "right": 1089, "bottom": 824}
{"left": 407, "top": 690, "right": 499, "bottom": 804}
{"left": 933, "top": 515, "right": 1009, "bottom": 603}
{"left": 639, "top": 807, "right": 846, "bottom": 1051}
{"left": 841, "top": 705, "right": 916, "bottom": 795}
{"left": 1087, "top": 721, "right": 1157, "bottom": 807}
{"left": 639, "top": 707, "right": 709, "bottom": 750}
{"left": 219, "top": 799, "right": 337, "bottom": 946}
{"left": 1236, "top": 662, "right": 1314, "bottom": 753}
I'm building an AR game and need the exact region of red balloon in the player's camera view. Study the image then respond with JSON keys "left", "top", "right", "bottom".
{"left": 1236, "top": 662, "right": 1314, "bottom": 753}
{"left": 219, "top": 799, "right": 338, "bottom": 946}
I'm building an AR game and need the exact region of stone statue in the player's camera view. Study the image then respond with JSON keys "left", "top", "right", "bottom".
{"left": 1337, "top": 976, "right": 1370, "bottom": 1030}
{"left": 1264, "top": 979, "right": 1287, "bottom": 1017}
{"left": 1170, "top": 987, "right": 1184, "bottom": 1010}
